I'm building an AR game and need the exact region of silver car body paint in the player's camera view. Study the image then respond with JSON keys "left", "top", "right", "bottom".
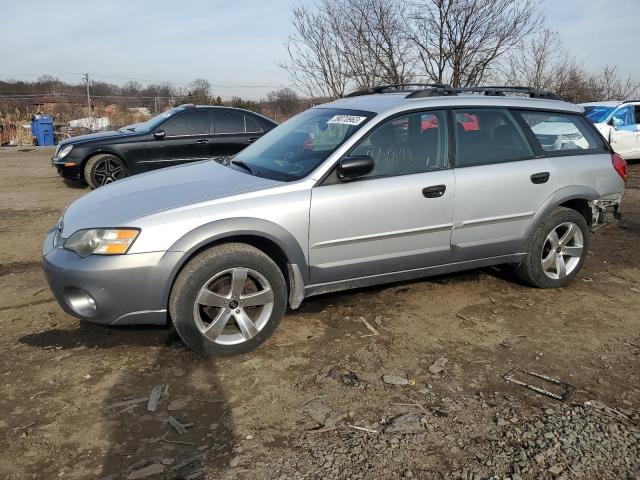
{"left": 43, "top": 93, "right": 625, "bottom": 326}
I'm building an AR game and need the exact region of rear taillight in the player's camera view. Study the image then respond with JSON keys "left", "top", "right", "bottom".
{"left": 612, "top": 153, "right": 628, "bottom": 182}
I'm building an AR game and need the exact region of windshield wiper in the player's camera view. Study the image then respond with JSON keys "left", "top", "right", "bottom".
{"left": 230, "top": 159, "right": 257, "bottom": 176}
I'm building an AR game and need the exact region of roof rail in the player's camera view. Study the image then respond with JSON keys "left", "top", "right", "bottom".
{"left": 344, "top": 83, "right": 452, "bottom": 97}
{"left": 178, "top": 103, "right": 196, "bottom": 109}
{"left": 406, "top": 85, "right": 561, "bottom": 100}
{"left": 621, "top": 99, "right": 640, "bottom": 104}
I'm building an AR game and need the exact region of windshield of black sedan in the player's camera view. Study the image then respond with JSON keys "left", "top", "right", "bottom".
{"left": 120, "top": 109, "right": 178, "bottom": 132}
{"left": 231, "top": 108, "right": 375, "bottom": 181}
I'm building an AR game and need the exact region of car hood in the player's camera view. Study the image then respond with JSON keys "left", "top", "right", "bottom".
{"left": 60, "top": 160, "right": 281, "bottom": 236}
{"left": 59, "top": 129, "right": 138, "bottom": 147}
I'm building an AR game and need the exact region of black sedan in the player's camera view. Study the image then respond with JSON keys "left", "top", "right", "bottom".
{"left": 52, "top": 104, "right": 277, "bottom": 188}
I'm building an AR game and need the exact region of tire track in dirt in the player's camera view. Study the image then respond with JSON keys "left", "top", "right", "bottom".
{"left": 0, "top": 261, "right": 42, "bottom": 277}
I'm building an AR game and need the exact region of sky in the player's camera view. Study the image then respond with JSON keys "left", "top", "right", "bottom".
{"left": 0, "top": 0, "right": 638, "bottom": 99}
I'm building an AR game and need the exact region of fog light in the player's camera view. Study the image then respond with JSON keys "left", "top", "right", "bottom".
{"left": 66, "top": 288, "right": 97, "bottom": 317}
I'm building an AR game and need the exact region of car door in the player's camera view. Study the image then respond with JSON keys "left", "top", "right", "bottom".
{"left": 450, "top": 108, "right": 559, "bottom": 260}
{"left": 117, "top": 137, "right": 148, "bottom": 175}
{"left": 609, "top": 105, "right": 640, "bottom": 159}
{"left": 210, "top": 109, "right": 263, "bottom": 158}
{"left": 144, "top": 109, "right": 212, "bottom": 169}
{"left": 308, "top": 110, "right": 455, "bottom": 284}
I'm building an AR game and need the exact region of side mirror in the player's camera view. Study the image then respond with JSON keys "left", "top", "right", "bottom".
{"left": 338, "top": 155, "right": 374, "bottom": 181}
{"left": 608, "top": 117, "right": 622, "bottom": 130}
{"left": 153, "top": 129, "right": 166, "bottom": 140}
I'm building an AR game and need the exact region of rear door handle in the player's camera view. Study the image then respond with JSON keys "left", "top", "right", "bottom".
{"left": 422, "top": 185, "right": 446, "bottom": 198}
{"left": 530, "top": 172, "right": 550, "bottom": 184}
{"left": 247, "top": 137, "right": 259, "bottom": 143}
{"left": 195, "top": 139, "right": 209, "bottom": 144}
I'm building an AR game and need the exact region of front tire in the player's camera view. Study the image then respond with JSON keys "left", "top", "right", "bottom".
{"left": 84, "top": 154, "right": 127, "bottom": 189}
{"left": 169, "top": 243, "right": 287, "bottom": 356}
{"left": 515, "top": 207, "right": 590, "bottom": 288}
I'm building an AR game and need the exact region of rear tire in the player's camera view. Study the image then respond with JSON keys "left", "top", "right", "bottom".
{"left": 84, "top": 154, "right": 127, "bottom": 189}
{"left": 169, "top": 243, "right": 287, "bottom": 357}
{"left": 515, "top": 207, "right": 590, "bottom": 288}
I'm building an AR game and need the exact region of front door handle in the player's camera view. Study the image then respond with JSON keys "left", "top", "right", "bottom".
{"left": 247, "top": 137, "right": 259, "bottom": 143}
{"left": 422, "top": 184, "right": 446, "bottom": 198}
{"left": 195, "top": 139, "right": 209, "bottom": 144}
{"left": 530, "top": 172, "right": 550, "bottom": 184}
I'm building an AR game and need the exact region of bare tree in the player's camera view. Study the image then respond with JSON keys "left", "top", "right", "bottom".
{"left": 594, "top": 66, "right": 640, "bottom": 101}
{"left": 266, "top": 87, "right": 301, "bottom": 116}
{"left": 189, "top": 78, "right": 211, "bottom": 104}
{"left": 281, "top": 4, "right": 348, "bottom": 98}
{"left": 37, "top": 74, "right": 63, "bottom": 93}
{"left": 281, "top": 0, "right": 414, "bottom": 97}
{"left": 407, "top": 0, "right": 452, "bottom": 85}
{"left": 330, "top": 0, "right": 415, "bottom": 89}
{"left": 504, "top": 30, "right": 640, "bottom": 102}
{"left": 409, "top": 0, "right": 543, "bottom": 86}
{"left": 504, "top": 29, "right": 572, "bottom": 89}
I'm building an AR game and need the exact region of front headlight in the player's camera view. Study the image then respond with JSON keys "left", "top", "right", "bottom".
{"left": 58, "top": 144, "right": 73, "bottom": 159}
{"left": 64, "top": 228, "right": 140, "bottom": 257}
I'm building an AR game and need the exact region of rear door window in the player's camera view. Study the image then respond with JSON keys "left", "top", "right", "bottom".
{"left": 453, "top": 109, "right": 533, "bottom": 167}
{"left": 516, "top": 111, "right": 605, "bottom": 153}
{"left": 215, "top": 110, "right": 246, "bottom": 134}
{"left": 162, "top": 110, "right": 209, "bottom": 137}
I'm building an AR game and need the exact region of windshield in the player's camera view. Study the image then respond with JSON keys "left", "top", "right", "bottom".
{"left": 232, "top": 107, "right": 375, "bottom": 181}
{"left": 583, "top": 106, "right": 615, "bottom": 124}
{"left": 120, "top": 108, "right": 180, "bottom": 132}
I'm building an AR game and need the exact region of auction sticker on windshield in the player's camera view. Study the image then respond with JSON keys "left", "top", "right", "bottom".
{"left": 327, "top": 115, "right": 367, "bottom": 125}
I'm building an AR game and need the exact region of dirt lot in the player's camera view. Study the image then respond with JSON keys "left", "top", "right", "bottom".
{"left": 0, "top": 147, "right": 638, "bottom": 480}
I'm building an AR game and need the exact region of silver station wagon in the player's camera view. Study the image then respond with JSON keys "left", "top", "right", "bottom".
{"left": 42, "top": 85, "right": 627, "bottom": 356}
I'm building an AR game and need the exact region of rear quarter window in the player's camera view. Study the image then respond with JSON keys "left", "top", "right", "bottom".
{"left": 515, "top": 111, "right": 607, "bottom": 155}
{"left": 245, "top": 115, "right": 263, "bottom": 133}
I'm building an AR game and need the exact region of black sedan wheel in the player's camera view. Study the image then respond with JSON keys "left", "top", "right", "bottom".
{"left": 84, "top": 154, "right": 127, "bottom": 189}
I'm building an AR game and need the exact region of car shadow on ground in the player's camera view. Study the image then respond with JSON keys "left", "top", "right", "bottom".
{"left": 618, "top": 219, "right": 640, "bottom": 236}
{"left": 19, "top": 322, "right": 179, "bottom": 350}
{"left": 20, "top": 323, "right": 235, "bottom": 479}
{"left": 296, "top": 267, "right": 510, "bottom": 315}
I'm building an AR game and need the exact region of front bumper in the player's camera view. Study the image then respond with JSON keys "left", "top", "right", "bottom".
{"left": 51, "top": 155, "right": 82, "bottom": 180}
{"left": 41, "top": 228, "right": 183, "bottom": 325}
{"left": 589, "top": 193, "right": 623, "bottom": 230}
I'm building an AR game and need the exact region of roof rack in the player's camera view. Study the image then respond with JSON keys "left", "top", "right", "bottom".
{"left": 405, "top": 85, "right": 561, "bottom": 100}
{"left": 344, "top": 83, "right": 452, "bottom": 97}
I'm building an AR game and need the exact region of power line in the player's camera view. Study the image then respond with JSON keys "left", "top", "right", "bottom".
{"left": 0, "top": 93, "right": 189, "bottom": 99}
{"left": 1, "top": 72, "right": 284, "bottom": 89}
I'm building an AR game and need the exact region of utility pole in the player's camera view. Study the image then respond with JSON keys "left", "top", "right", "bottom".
{"left": 83, "top": 73, "right": 92, "bottom": 118}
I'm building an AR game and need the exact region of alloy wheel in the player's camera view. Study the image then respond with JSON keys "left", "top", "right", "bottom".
{"left": 193, "top": 267, "right": 274, "bottom": 345}
{"left": 93, "top": 158, "right": 124, "bottom": 186}
{"left": 540, "top": 221, "right": 584, "bottom": 280}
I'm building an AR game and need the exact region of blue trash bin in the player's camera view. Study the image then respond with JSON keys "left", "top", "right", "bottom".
{"left": 30, "top": 115, "right": 55, "bottom": 146}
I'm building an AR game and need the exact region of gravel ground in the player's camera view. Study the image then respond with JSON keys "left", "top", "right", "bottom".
{"left": 258, "top": 395, "right": 639, "bottom": 480}
{"left": 0, "top": 147, "right": 638, "bottom": 480}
